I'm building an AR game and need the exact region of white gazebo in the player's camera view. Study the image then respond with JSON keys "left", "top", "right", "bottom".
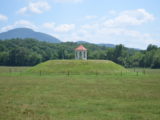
{"left": 75, "top": 45, "right": 87, "bottom": 60}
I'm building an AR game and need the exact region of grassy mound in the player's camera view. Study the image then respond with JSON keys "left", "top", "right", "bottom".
{"left": 27, "top": 60, "right": 126, "bottom": 75}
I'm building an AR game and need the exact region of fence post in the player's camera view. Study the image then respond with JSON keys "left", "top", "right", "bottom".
{"left": 136, "top": 71, "right": 138, "bottom": 76}
{"left": 121, "top": 71, "right": 122, "bottom": 76}
{"left": 40, "top": 70, "right": 42, "bottom": 76}
{"left": 67, "top": 71, "right": 70, "bottom": 76}
{"left": 20, "top": 70, "right": 22, "bottom": 76}
{"left": 96, "top": 71, "right": 98, "bottom": 76}
{"left": 9, "top": 68, "right": 12, "bottom": 74}
{"left": 143, "top": 69, "right": 146, "bottom": 75}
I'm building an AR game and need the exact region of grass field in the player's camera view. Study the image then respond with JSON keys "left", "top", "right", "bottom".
{"left": 0, "top": 61, "right": 160, "bottom": 120}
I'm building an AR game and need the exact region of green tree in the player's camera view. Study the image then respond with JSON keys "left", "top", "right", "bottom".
{"left": 147, "top": 44, "right": 158, "bottom": 51}
{"left": 151, "top": 50, "right": 160, "bottom": 68}
{"left": 0, "top": 52, "right": 9, "bottom": 65}
{"left": 9, "top": 47, "right": 30, "bottom": 66}
{"left": 28, "top": 52, "right": 42, "bottom": 66}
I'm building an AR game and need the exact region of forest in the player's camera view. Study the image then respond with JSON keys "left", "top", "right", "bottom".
{"left": 0, "top": 38, "right": 160, "bottom": 68}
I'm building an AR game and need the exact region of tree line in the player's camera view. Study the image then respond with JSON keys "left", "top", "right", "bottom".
{"left": 0, "top": 38, "right": 160, "bottom": 68}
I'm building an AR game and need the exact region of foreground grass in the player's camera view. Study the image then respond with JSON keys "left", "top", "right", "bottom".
{"left": 0, "top": 67, "right": 160, "bottom": 120}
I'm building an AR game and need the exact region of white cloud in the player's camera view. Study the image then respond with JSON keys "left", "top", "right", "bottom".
{"left": 17, "top": 1, "right": 51, "bottom": 14}
{"left": 43, "top": 22, "right": 75, "bottom": 32}
{"left": 104, "top": 9, "right": 155, "bottom": 27}
{"left": 54, "top": 9, "right": 157, "bottom": 49}
{"left": 81, "top": 24, "right": 99, "bottom": 29}
{"left": 0, "top": 26, "right": 13, "bottom": 32}
{"left": 61, "top": 26, "right": 156, "bottom": 49}
{"left": 43, "top": 22, "right": 55, "bottom": 29}
{"left": 0, "top": 14, "right": 8, "bottom": 21}
{"left": 108, "top": 10, "right": 117, "bottom": 15}
{"left": 85, "top": 15, "right": 97, "bottom": 20}
{"left": 14, "top": 20, "right": 37, "bottom": 28}
{"left": 18, "top": 7, "right": 28, "bottom": 14}
{"left": 54, "top": 24, "right": 75, "bottom": 32}
{"left": 0, "top": 20, "right": 37, "bottom": 32}
{"left": 53, "top": 0, "right": 83, "bottom": 3}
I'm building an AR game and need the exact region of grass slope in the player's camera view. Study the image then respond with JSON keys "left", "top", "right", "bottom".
{"left": 28, "top": 60, "right": 126, "bottom": 75}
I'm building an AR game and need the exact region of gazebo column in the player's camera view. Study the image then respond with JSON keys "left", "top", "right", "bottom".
{"left": 84, "top": 51, "right": 86, "bottom": 59}
{"left": 82, "top": 51, "right": 84, "bottom": 59}
{"left": 75, "top": 51, "right": 77, "bottom": 59}
{"left": 76, "top": 51, "right": 78, "bottom": 59}
{"left": 78, "top": 51, "right": 80, "bottom": 59}
{"left": 86, "top": 51, "right": 87, "bottom": 59}
{"left": 83, "top": 51, "right": 84, "bottom": 59}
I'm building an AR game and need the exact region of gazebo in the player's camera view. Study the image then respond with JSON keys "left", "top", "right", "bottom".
{"left": 75, "top": 45, "right": 87, "bottom": 60}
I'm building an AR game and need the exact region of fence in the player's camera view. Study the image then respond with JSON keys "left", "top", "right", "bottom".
{"left": 1, "top": 67, "right": 148, "bottom": 77}
{"left": 26, "top": 70, "right": 146, "bottom": 76}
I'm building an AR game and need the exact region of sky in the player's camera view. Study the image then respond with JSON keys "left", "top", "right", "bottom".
{"left": 0, "top": 0, "right": 160, "bottom": 49}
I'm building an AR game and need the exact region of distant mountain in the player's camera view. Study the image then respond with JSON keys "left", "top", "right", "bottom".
{"left": 76, "top": 41, "right": 115, "bottom": 48}
{"left": 0, "top": 28, "right": 61, "bottom": 43}
{"left": 76, "top": 41, "right": 90, "bottom": 44}
{"left": 98, "top": 43, "right": 115, "bottom": 48}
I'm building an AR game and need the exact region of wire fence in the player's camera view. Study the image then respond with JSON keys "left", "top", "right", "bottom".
{"left": 4, "top": 68, "right": 148, "bottom": 77}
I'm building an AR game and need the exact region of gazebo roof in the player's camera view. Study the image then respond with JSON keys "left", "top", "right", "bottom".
{"left": 75, "top": 45, "right": 87, "bottom": 51}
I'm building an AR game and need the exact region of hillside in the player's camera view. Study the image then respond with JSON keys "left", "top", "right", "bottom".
{"left": 98, "top": 43, "right": 115, "bottom": 48}
{"left": 0, "top": 28, "right": 61, "bottom": 43}
{"left": 28, "top": 60, "right": 126, "bottom": 74}
{"left": 77, "top": 41, "right": 115, "bottom": 48}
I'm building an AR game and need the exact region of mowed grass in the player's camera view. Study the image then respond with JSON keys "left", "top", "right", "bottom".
{"left": 0, "top": 64, "right": 160, "bottom": 119}
{"left": 27, "top": 60, "right": 126, "bottom": 75}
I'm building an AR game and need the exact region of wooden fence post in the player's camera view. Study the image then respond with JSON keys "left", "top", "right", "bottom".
{"left": 136, "top": 72, "right": 138, "bottom": 76}
{"left": 9, "top": 68, "right": 12, "bottom": 74}
{"left": 143, "top": 69, "right": 146, "bottom": 75}
{"left": 96, "top": 71, "right": 98, "bottom": 76}
{"left": 40, "top": 70, "right": 42, "bottom": 76}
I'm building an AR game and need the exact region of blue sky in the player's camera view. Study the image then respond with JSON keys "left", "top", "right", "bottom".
{"left": 0, "top": 0, "right": 160, "bottom": 49}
